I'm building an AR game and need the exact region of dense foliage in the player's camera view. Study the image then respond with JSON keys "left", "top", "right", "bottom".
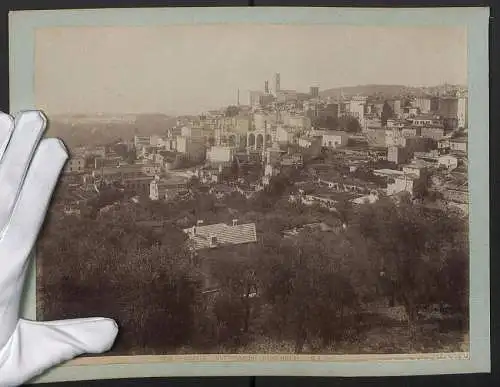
{"left": 312, "top": 116, "right": 362, "bottom": 133}
{"left": 37, "top": 187, "right": 469, "bottom": 355}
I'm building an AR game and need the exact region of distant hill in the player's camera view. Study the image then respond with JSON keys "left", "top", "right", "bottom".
{"left": 320, "top": 84, "right": 407, "bottom": 100}
{"left": 319, "top": 84, "right": 467, "bottom": 100}
{"left": 46, "top": 113, "right": 177, "bottom": 150}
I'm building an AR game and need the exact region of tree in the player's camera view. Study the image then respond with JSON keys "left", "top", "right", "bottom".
{"left": 264, "top": 175, "right": 293, "bottom": 198}
{"left": 257, "top": 231, "right": 359, "bottom": 352}
{"left": 451, "top": 130, "right": 466, "bottom": 139}
{"left": 312, "top": 116, "right": 339, "bottom": 130}
{"left": 335, "top": 199, "right": 354, "bottom": 227}
{"left": 86, "top": 187, "right": 124, "bottom": 212}
{"left": 187, "top": 176, "right": 201, "bottom": 190}
{"left": 223, "top": 192, "right": 249, "bottom": 212}
{"left": 338, "top": 116, "right": 362, "bottom": 133}
{"left": 126, "top": 149, "right": 137, "bottom": 164}
{"left": 84, "top": 155, "right": 97, "bottom": 169}
{"left": 351, "top": 167, "right": 387, "bottom": 187}
{"left": 381, "top": 101, "right": 394, "bottom": 126}
{"left": 351, "top": 199, "right": 469, "bottom": 340}
{"left": 210, "top": 253, "right": 259, "bottom": 347}
{"left": 231, "top": 156, "right": 240, "bottom": 178}
{"left": 120, "top": 245, "right": 203, "bottom": 351}
{"left": 37, "top": 208, "right": 204, "bottom": 355}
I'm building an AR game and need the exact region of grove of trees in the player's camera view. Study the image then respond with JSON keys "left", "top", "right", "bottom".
{"left": 381, "top": 101, "right": 394, "bottom": 126}
{"left": 312, "top": 116, "right": 362, "bottom": 133}
{"left": 37, "top": 186, "right": 469, "bottom": 355}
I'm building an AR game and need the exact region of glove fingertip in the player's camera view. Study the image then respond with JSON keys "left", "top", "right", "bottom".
{"left": 81, "top": 317, "right": 119, "bottom": 354}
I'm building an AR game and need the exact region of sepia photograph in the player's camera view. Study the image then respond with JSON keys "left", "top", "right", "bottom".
{"left": 34, "top": 22, "right": 471, "bottom": 357}
{"left": 8, "top": 6, "right": 491, "bottom": 381}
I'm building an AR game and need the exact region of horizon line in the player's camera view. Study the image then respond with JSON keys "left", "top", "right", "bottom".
{"left": 46, "top": 81, "right": 468, "bottom": 118}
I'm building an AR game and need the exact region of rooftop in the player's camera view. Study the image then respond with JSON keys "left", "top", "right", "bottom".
{"left": 183, "top": 222, "right": 257, "bottom": 251}
{"left": 305, "top": 189, "right": 359, "bottom": 202}
{"left": 450, "top": 137, "right": 468, "bottom": 143}
{"left": 322, "top": 130, "right": 350, "bottom": 137}
{"left": 212, "top": 184, "right": 233, "bottom": 193}
{"left": 373, "top": 169, "right": 405, "bottom": 177}
{"left": 402, "top": 160, "right": 428, "bottom": 169}
{"left": 163, "top": 173, "right": 190, "bottom": 185}
{"left": 438, "top": 154, "right": 458, "bottom": 160}
{"left": 154, "top": 179, "right": 187, "bottom": 190}
{"left": 411, "top": 114, "right": 439, "bottom": 120}
{"left": 394, "top": 173, "right": 420, "bottom": 180}
{"left": 64, "top": 187, "right": 98, "bottom": 202}
{"left": 124, "top": 176, "right": 154, "bottom": 182}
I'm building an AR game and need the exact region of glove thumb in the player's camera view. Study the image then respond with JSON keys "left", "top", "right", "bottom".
{"left": 0, "top": 317, "right": 118, "bottom": 387}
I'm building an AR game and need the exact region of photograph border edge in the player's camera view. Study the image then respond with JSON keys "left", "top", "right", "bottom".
{"left": 8, "top": 6, "right": 491, "bottom": 383}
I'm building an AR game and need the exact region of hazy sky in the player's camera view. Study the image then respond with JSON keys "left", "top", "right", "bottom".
{"left": 35, "top": 24, "right": 467, "bottom": 116}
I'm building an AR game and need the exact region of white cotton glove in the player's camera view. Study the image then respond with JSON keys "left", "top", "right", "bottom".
{"left": 0, "top": 111, "right": 119, "bottom": 387}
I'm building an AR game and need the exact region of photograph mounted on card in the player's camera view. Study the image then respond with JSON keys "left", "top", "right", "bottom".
{"left": 9, "top": 6, "right": 490, "bottom": 384}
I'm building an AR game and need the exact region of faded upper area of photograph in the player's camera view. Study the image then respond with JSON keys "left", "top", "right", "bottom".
{"left": 34, "top": 24, "right": 469, "bottom": 357}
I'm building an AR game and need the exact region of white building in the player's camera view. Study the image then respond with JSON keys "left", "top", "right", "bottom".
{"left": 230, "top": 115, "right": 252, "bottom": 135}
{"left": 206, "top": 146, "right": 235, "bottom": 164}
{"left": 181, "top": 126, "right": 204, "bottom": 139}
{"left": 276, "top": 125, "right": 296, "bottom": 144}
{"left": 457, "top": 96, "right": 468, "bottom": 129}
{"left": 149, "top": 178, "right": 165, "bottom": 200}
{"left": 308, "top": 129, "right": 328, "bottom": 137}
{"left": 378, "top": 162, "right": 428, "bottom": 197}
{"left": 264, "top": 163, "right": 280, "bottom": 177}
{"left": 413, "top": 97, "right": 431, "bottom": 114}
{"left": 298, "top": 137, "right": 314, "bottom": 148}
{"left": 176, "top": 136, "right": 205, "bottom": 161}
{"left": 387, "top": 174, "right": 419, "bottom": 196}
{"left": 149, "top": 175, "right": 188, "bottom": 201}
{"left": 150, "top": 135, "right": 170, "bottom": 148}
{"left": 373, "top": 168, "right": 406, "bottom": 179}
{"left": 402, "top": 163, "right": 427, "bottom": 179}
{"left": 283, "top": 115, "right": 312, "bottom": 131}
{"left": 298, "top": 136, "right": 323, "bottom": 158}
{"left": 248, "top": 90, "right": 265, "bottom": 106}
{"left": 84, "top": 146, "right": 107, "bottom": 158}
{"left": 134, "top": 135, "right": 151, "bottom": 149}
{"left": 139, "top": 161, "right": 163, "bottom": 177}
{"left": 254, "top": 113, "right": 277, "bottom": 131}
{"left": 163, "top": 138, "right": 177, "bottom": 151}
{"left": 438, "top": 154, "right": 459, "bottom": 170}
{"left": 145, "top": 152, "right": 163, "bottom": 164}
{"left": 64, "top": 157, "right": 85, "bottom": 173}
{"left": 450, "top": 138, "right": 468, "bottom": 153}
{"left": 322, "top": 131, "right": 349, "bottom": 148}
{"left": 409, "top": 116, "right": 442, "bottom": 127}
{"left": 352, "top": 191, "right": 379, "bottom": 205}
{"left": 348, "top": 96, "right": 367, "bottom": 125}
{"left": 386, "top": 119, "right": 406, "bottom": 129}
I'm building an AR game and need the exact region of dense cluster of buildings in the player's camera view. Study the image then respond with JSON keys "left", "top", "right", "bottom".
{"left": 59, "top": 74, "right": 469, "bottom": 245}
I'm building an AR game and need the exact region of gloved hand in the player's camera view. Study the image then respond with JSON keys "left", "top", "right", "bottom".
{"left": 0, "top": 111, "right": 118, "bottom": 387}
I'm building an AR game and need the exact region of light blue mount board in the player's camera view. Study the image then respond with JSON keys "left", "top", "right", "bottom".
{"left": 9, "top": 6, "right": 490, "bottom": 383}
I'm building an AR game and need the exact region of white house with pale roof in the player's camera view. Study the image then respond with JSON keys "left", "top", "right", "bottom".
{"left": 183, "top": 220, "right": 257, "bottom": 251}
{"left": 438, "top": 154, "right": 459, "bottom": 170}
{"left": 321, "top": 131, "right": 349, "bottom": 149}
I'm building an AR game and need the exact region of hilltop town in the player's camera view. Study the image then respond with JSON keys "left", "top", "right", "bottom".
{"left": 38, "top": 75, "right": 469, "bottom": 356}
{"left": 57, "top": 74, "right": 469, "bottom": 221}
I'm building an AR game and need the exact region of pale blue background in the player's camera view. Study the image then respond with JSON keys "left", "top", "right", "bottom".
{"left": 9, "top": 6, "right": 490, "bottom": 383}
